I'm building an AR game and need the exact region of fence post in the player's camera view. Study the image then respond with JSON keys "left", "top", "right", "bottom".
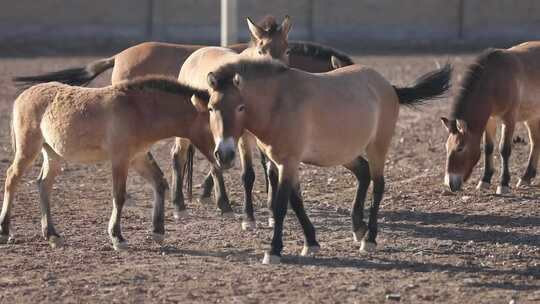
{"left": 221, "top": 0, "right": 238, "bottom": 46}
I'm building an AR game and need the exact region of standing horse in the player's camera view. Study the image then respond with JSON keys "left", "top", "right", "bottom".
{"left": 441, "top": 42, "right": 540, "bottom": 193}
{"left": 191, "top": 59, "right": 452, "bottom": 263}
{"left": 13, "top": 16, "right": 355, "bottom": 219}
{"left": 0, "top": 77, "right": 216, "bottom": 250}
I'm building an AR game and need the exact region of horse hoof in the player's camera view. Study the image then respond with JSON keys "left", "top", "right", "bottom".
{"left": 262, "top": 252, "right": 281, "bottom": 264}
{"left": 173, "top": 210, "right": 188, "bottom": 220}
{"left": 112, "top": 239, "right": 129, "bottom": 251}
{"left": 353, "top": 227, "right": 368, "bottom": 243}
{"left": 152, "top": 233, "right": 165, "bottom": 244}
{"left": 48, "top": 235, "right": 63, "bottom": 249}
{"left": 0, "top": 234, "right": 9, "bottom": 244}
{"left": 268, "top": 217, "right": 275, "bottom": 228}
{"left": 496, "top": 186, "right": 511, "bottom": 195}
{"left": 476, "top": 181, "right": 491, "bottom": 190}
{"left": 301, "top": 245, "right": 321, "bottom": 257}
{"left": 198, "top": 196, "right": 212, "bottom": 205}
{"left": 516, "top": 178, "right": 530, "bottom": 188}
{"left": 360, "top": 240, "right": 377, "bottom": 253}
{"left": 222, "top": 211, "right": 235, "bottom": 219}
{"left": 241, "top": 220, "right": 256, "bottom": 231}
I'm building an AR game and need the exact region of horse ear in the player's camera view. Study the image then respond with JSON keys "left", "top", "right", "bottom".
{"left": 233, "top": 73, "right": 243, "bottom": 89}
{"left": 331, "top": 56, "right": 345, "bottom": 70}
{"left": 247, "top": 17, "right": 264, "bottom": 41}
{"left": 280, "top": 15, "right": 292, "bottom": 39}
{"left": 441, "top": 117, "right": 453, "bottom": 133}
{"left": 456, "top": 119, "right": 468, "bottom": 134}
{"left": 191, "top": 94, "right": 208, "bottom": 112}
{"left": 207, "top": 72, "right": 218, "bottom": 90}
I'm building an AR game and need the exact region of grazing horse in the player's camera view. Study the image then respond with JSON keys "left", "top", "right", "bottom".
{"left": 191, "top": 59, "right": 452, "bottom": 264}
{"left": 12, "top": 16, "right": 355, "bottom": 219}
{"left": 0, "top": 77, "right": 215, "bottom": 250}
{"left": 441, "top": 41, "right": 540, "bottom": 194}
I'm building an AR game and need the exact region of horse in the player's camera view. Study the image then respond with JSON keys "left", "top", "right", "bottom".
{"left": 441, "top": 41, "right": 540, "bottom": 194}
{"left": 190, "top": 59, "right": 452, "bottom": 264}
{"left": 12, "top": 15, "right": 355, "bottom": 220}
{"left": 0, "top": 76, "right": 218, "bottom": 250}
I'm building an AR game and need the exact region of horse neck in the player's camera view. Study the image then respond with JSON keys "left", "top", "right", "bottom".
{"left": 456, "top": 82, "right": 496, "bottom": 136}
{"left": 130, "top": 90, "right": 199, "bottom": 141}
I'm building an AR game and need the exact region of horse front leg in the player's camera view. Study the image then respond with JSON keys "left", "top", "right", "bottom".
{"left": 109, "top": 159, "right": 129, "bottom": 251}
{"left": 238, "top": 135, "right": 256, "bottom": 230}
{"left": 477, "top": 118, "right": 496, "bottom": 190}
{"left": 170, "top": 138, "right": 190, "bottom": 219}
{"left": 517, "top": 119, "right": 540, "bottom": 188}
{"left": 497, "top": 121, "right": 515, "bottom": 194}
{"left": 210, "top": 167, "right": 234, "bottom": 216}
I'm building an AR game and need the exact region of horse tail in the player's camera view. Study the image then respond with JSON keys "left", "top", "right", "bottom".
{"left": 183, "top": 144, "right": 195, "bottom": 201}
{"left": 12, "top": 56, "right": 115, "bottom": 87}
{"left": 394, "top": 63, "right": 452, "bottom": 107}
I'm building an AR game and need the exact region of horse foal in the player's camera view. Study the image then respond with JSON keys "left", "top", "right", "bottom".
{"left": 0, "top": 77, "right": 212, "bottom": 250}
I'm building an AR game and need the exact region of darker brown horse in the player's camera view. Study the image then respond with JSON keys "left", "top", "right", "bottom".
{"left": 441, "top": 41, "right": 540, "bottom": 194}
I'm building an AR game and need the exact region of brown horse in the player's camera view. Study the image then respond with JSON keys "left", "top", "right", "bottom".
{"left": 13, "top": 16, "right": 354, "bottom": 219}
{"left": 0, "top": 77, "right": 217, "bottom": 250}
{"left": 441, "top": 41, "right": 540, "bottom": 194}
{"left": 191, "top": 59, "right": 452, "bottom": 263}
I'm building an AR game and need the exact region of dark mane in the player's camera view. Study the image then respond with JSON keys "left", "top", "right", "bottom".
{"left": 288, "top": 41, "right": 354, "bottom": 66}
{"left": 257, "top": 15, "right": 279, "bottom": 35}
{"left": 211, "top": 59, "right": 289, "bottom": 90}
{"left": 451, "top": 48, "right": 503, "bottom": 119}
{"left": 116, "top": 76, "right": 209, "bottom": 100}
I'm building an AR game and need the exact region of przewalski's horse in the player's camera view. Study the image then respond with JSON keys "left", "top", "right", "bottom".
{"left": 12, "top": 15, "right": 355, "bottom": 219}
{"left": 441, "top": 42, "right": 540, "bottom": 194}
{"left": 0, "top": 77, "right": 215, "bottom": 250}
{"left": 191, "top": 59, "right": 452, "bottom": 264}
{"left": 172, "top": 16, "right": 293, "bottom": 222}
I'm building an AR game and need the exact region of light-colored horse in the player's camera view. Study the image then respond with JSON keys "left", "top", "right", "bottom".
{"left": 442, "top": 41, "right": 540, "bottom": 194}
{"left": 0, "top": 77, "right": 214, "bottom": 250}
{"left": 192, "top": 59, "right": 452, "bottom": 264}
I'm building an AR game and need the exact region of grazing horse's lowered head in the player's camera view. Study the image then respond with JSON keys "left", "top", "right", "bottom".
{"left": 245, "top": 15, "right": 292, "bottom": 63}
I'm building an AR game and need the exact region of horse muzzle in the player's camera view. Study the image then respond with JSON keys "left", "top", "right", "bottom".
{"left": 444, "top": 173, "right": 463, "bottom": 192}
{"left": 214, "top": 137, "right": 236, "bottom": 170}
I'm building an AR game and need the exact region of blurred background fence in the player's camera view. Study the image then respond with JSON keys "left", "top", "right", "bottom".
{"left": 1, "top": 0, "right": 539, "bottom": 54}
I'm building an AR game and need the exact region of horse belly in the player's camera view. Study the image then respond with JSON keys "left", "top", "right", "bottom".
{"left": 41, "top": 112, "right": 109, "bottom": 163}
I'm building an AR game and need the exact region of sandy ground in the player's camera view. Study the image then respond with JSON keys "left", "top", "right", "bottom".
{"left": 0, "top": 53, "right": 539, "bottom": 304}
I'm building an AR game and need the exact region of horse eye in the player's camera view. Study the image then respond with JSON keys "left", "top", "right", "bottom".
{"left": 456, "top": 145, "right": 465, "bottom": 152}
{"left": 238, "top": 105, "right": 245, "bottom": 112}
{"left": 258, "top": 50, "right": 264, "bottom": 55}
{"left": 208, "top": 108, "right": 214, "bottom": 113}
{"left": 285, "top": 49, "right": 291, "bottom": 55}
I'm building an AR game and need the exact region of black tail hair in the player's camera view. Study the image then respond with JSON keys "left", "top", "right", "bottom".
{"left": 394, "top": 63, "right": 452, "bottom": 107}
{"left": 12, "top": 56, "right": 115, "bottom": 88}
{"left": 183, "top": 144, "right": 195, "bottom": 201}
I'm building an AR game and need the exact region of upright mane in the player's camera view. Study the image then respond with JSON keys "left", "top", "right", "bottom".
{"left": 115, "top": 76, "right": 209, "bottom": 100}
{"left": 288, "top": 41, "right": 354, "bottom": 66}
{"left": 250, "top": 15, "right": 280, "bottom": 42}
{"left": 211, "top": 59, "right": 289, "bottom": 90}
{"left": 451, "top": 48, "right": 503, "bottom": 119}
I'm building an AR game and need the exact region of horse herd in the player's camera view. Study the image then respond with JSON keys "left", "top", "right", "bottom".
{"left": 1, "top": 15, "right": 539, "bottom": 264}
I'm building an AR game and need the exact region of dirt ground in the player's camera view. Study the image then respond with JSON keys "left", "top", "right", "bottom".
{"left": 0, "top": 53, "right": 539, "bottom": 304}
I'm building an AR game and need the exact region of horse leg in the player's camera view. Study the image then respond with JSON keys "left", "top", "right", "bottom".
{"left": 0, "top": 129, "right": 42, "bottom": 244}
{"left": 108, "top": 159, "right": 129, "bottom": 250}
{"left": 266, "top": 161, "right": 278, "bottom": 228}
{"left": 263, "top": 160, "right": 298, "bottom": 264}
{"left": 259, "top": 148, "right": 269, "bottom": 194}
{"left": 477, "top": 117, "right": 496, "bottom": 190}
{"left": 37, "top": 145, "right": 63, "bottom": 248}
{"left": 170, "top": 138, "right": 190, "bottom": 219}
{"left": 199, "top": 170, "right": 214, "bottom": 205}
{"left": 517, "top": 119, "right": 540, "bottom": 187}
{"left": 210, "top": 167, "right": 233, "bottom": 216}
{"left": 497, "top": 121, "right": 515, "bottom": 194}
{"left": 131, "top": 153, "right": 167, "bottom": 244}
{"left": 289, "top": 182, "right": 320, "bottom": 257}
{"left": 238, "top": 135, "right": 256, "bottom": 230}
{"left": 344, "top": 156, "right": 371, "bottom": 243}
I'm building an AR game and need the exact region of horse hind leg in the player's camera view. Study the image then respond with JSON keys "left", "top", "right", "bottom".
{"left": 131, "top": 153, "right": 167, "bottom": 244}
{"left": 0, "top": 128, "right": 43, "bottom": 243}
{"left": 517, "top": 119, "right": 540, "bottom": 188}
{"left": 170, "top": 137, "right": 190, "bottom": 219}
{"left": 344, "top": 156, "right": 371, "bottom": 244}
{"left": 37, "top": 144, "right": 63, "bottom": 248}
